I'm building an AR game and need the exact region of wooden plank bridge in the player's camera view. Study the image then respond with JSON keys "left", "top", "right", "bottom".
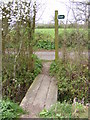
{"left": 20, "top": 62, "right": 57, "bottom": 118}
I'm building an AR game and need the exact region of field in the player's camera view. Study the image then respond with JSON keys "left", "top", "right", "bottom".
{"left": 35, "top": 28, "right": 88, "bottom": 40}
{"left": 34, "top": 28, "right": 88, "bottom": 50}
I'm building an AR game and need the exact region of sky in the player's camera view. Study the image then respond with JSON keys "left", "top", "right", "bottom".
{"left": 36, "top": 0, "right": 88, "bottom": 24}
{"left": 36, "top": 0, "right": 71, "bottom": 24}
{"left": 0, "top": 0, "right": 88, "bottom": 24}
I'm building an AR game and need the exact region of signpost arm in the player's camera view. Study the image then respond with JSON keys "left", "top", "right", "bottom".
{"left": 55, "top": 10, "right": 59, "bottom": 61}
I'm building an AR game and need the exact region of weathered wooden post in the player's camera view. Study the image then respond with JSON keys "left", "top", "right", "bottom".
{"left": 55, "top": 10, "right": 59, "bottom": 61}
{"left": 55, "top": 11, "right": 65, "bottom": 61}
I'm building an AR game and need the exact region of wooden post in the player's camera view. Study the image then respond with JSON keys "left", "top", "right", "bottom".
{"left": 55, "top": 10, "right": 59, "bottom": 61}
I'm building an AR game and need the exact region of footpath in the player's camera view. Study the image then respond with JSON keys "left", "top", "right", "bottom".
{"left": 20, "top": 62, "right": 57, "bottom": 118}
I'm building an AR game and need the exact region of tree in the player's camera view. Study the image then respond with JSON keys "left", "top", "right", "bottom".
{"left": 1, "top": 0, "right": 37, "bottom": 72}
{"left": 70, "top": 0, "right": 89, "bottom": 26}
{"left": 1, "top": 2, "right": 11, "bottom": 54}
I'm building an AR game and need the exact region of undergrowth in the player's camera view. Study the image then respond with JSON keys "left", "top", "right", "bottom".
{"left": 50, "top": 59, "right": 89, "bottom": 103}
{"left": 35, "top": 40, "right": 55, "bottom": 50}
{"left": 39, "top": 101, "right": 88, "bottom": 118}
{"left": 2, "top": 54, "right": 42, "bottom": 103}
{"left": 0, "top": 99, "right": 26, "bottom": 120}
{"left": 39, "top": 57, "right": 89, "bottom": 118}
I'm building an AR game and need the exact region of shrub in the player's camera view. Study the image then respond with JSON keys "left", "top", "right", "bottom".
{"left": 35, "top": 40, "right": 55, "bottom": 50}
{"left": 58, "top": 30, "right": 88, "bottom": 49}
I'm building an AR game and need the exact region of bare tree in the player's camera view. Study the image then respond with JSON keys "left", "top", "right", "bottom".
{"left": 69, "top": 0, "right": 89, "bottom": 27}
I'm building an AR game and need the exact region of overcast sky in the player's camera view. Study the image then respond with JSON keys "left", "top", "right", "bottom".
{"left": 36, "top": 0, "right": 88, "bottom": 24}
{"left": 0, "top": 0, "right": 88, "bottom": 24}
{"left": 36, "top": 0, "right": 69, "bottom": 24}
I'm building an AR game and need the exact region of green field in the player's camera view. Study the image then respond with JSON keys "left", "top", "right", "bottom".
{"left": 35, "top": 28, "right": 88, "bottom": 41}
{"left": 34, "top": 28, "right": 88, "bottom": 50}
{"left": 35, "top": 28, "right": 72, "bottom": 41}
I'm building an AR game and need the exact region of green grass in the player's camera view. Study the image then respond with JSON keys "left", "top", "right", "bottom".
{"left": 35, "top": 28, "right": 88, "bottom": 41}
{"left": 35, "top": 28, "right": 76, "bottom": 39}
{"left": 35, "top": 28, "right": 72, "bottom": 41}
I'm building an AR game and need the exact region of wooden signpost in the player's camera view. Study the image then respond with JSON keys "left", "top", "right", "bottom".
{"left": 55, "top": 10, "right": 58, "bottom": 62}
{"left": 55, "top": 10, "right": 65, "bottom": 61}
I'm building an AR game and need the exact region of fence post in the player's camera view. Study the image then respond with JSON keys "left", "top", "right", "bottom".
{"left": 55, "top": 10, "right": 59, "bottom": 61}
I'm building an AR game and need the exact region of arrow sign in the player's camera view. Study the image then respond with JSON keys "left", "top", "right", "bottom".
{"left": 58, "top": 15, "right": 65, "bottom": 19}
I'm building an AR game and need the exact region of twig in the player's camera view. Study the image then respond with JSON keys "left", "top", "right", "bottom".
{"left": 13, "top": 40, "right": 22, "bottom": 79}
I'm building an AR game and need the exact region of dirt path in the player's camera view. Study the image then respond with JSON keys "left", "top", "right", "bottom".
{"left": 5, "top": 50, "right": 88, "bottom": 61}
{"left": 34, "top": 51, "right": 88, "bottom": 60}
{"left": 20, "top": 62, "right": 57, "bottom": 118}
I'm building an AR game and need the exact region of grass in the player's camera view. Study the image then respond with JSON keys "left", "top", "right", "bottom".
{"left": 35, "top": 28, "right": 72, "bottom": 42}
{"left": 35, "top": 28, "right": 88, "bottom": 41}
{"left": 35, "top": 28, "right": 75, "bottom": 39}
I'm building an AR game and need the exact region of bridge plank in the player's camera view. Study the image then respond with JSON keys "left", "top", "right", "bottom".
{"left": 45, "top": 77, "right": 57, "bottom": 109}
{"left": 33, "top": 75, "right": 51, "bottom": 108}
{"left": 20, "top": 74, "right": 44, "bottom": 109}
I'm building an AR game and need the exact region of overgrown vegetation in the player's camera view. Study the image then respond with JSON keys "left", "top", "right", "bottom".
{"left": 4, "top": 29, "right": 88, "bottom": 51}
{"left": 2, "top": 54, "right": 42, "bottom": 103}
{"left": 1, "top": 0, "right": 42, "bottom": 119}
{"left": 39, "top": 101, "right": 88, "bottom": 118}
{"left": 48, "top": 24, "right": 89, "bottom": 118}
{"left": 50, "top": 59, "right": 89, "bottom": 103}
{"left": 1, "top": 0, "right": 89, "bottom": 119}
{"left": 0, "top": 99, "right": 26, "bottom": 120}
{"left": 35, "top": 40, "right": 55, "bottom": 50}
{"left": 40, "top": 56, "right": 89, "bottom": 118}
